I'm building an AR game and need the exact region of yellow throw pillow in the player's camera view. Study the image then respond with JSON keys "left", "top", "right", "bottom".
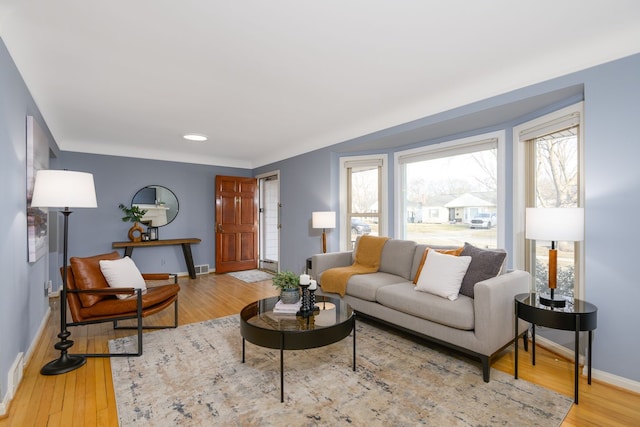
{"left": 413, "top": 247, "right": 464, "bottom": 284}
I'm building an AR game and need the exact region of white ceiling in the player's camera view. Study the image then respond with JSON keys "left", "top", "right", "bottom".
{"left": 1, "top": 1, "right": 640, "bottom": 169}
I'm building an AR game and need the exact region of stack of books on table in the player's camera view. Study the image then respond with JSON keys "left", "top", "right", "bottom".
{"left": 273, "top": 299, "right": 301, "bottom": 314}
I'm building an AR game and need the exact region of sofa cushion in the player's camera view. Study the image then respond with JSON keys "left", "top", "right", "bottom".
{"left": 378, "top": 239, "right": 417, "bottom": 280}
{"left": 412, "top": 246, "right": 464, "bottom": 284}
{"left": 459, "top": 242, "right": 507, "bottom": 298}
{"left": 414, "top": 250, "right": 472, "bottom": 301}
{"left": 343, "top": 272, "right": 409, "bottom": 301}
{"left": 78, "top": 283, "right": 180, "bottom": 319}
{"left": 410, "top": 243, "right": 460, "bottom": 281}
{"left": 70, "top": 251, "right": 122, "bottom": 307}
{"left": 376, "top": 282, "right": 475, "bottom": 330}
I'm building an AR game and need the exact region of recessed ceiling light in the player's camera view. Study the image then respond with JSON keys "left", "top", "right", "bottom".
{"left": 183, "top": 133, "right": 208, "bottom": 142}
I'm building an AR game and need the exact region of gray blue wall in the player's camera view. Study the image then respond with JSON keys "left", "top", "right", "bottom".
{"left": 2, "top": 32, "right": 640, "bottom": 403}
{"left": 1, "top": 38, "right": 55, "bottom": 402}
{"left": 52, "top": 152, "right": 250, "bottom": 283}
{"left": 256, "top": 53, "right": 640, "bottom": 385}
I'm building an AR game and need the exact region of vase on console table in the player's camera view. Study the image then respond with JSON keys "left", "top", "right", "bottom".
{"left": 127, "top": 222, "right": 144, "bottom": 242}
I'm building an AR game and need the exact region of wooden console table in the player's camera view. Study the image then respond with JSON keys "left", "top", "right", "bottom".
{"left": 112, "top": 238, "right": 201, "bottom": 279}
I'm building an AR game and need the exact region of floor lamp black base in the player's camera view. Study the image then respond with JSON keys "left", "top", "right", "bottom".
{"left": 40, "top": 353, "right": 86, "bottom": 376}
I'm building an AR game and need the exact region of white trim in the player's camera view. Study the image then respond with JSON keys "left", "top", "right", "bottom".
{"left": 591, "top": 369, "right": 640, "bottom": 395}
{"left": 394, "top": 130, "right": 506, "bottom": 249}
{"left": 256, "top": 170, "right": 281, "bottom": 272}
{"left": 534, "top": 334, "right": 586, "bottom": 366}
{"left": 512, "top": 102, "right": 585, "bottom": 296}
{"left": 339, "top": 154, "right": 388, "bottom": 251}
{"left": 534, "top": 335, "right": 640, "bottom": 394}
{"left": 1, "top": 307, "right": 51, "bottom": 416}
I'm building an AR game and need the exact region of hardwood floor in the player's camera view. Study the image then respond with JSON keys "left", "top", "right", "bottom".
{"left": 1, "top": 273, "right": 638, "bottom": 426}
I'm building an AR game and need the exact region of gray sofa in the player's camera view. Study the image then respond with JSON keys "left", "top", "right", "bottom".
{"left": 310, "top": 239, "right": 530, "bottom": 382}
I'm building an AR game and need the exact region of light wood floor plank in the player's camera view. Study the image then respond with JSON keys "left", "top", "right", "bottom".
{"left": 1, "top": 273, "right": 638, "bottom": 426}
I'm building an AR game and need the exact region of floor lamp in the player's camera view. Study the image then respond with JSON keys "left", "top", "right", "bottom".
{"left": 525, "top": 207, "right": 584, "bottom": 308}
{"left": 31, "top": 170, "right": 97, "bottom": 375}
{"left": 312, "top": 211, "right": 336, "bottom": 253}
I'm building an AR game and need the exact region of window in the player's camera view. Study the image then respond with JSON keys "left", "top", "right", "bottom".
{"left": 340, "top": 155, "right": 387, "bottom": 250}
{"left": 514, "top": 103, "right": 584, "bottom": 298}
{"left": 395, "top": 131, "right": 505, "bottom": 248}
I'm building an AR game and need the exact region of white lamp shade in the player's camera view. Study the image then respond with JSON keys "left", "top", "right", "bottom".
{"left": 525, "top": 207, "right": 584, "bottom": 242}
{"left": 312, "top": 211, "right": 336, "bottom": 229}
{"left": 30, "top": 170, "right": 97, "bottom": 208}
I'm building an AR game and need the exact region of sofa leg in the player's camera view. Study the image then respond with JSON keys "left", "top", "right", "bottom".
{"left": 481, "top": 356, "right": 490, "bottom": 382}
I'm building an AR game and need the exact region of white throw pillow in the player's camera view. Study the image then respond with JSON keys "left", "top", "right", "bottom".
{"left": 99, "top": 256, "right": 147, "bottom": 299}
{"left": 414, "top": 249, "right": 472, "bottom": 301}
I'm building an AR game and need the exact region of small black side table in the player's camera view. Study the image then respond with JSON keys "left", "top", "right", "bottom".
{"left": 514, "top": 293, "right": 597, "bottom": 404}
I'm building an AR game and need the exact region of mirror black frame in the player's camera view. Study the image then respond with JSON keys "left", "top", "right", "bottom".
{"left": 131, "top": 185, "right": 179, "bottom": 227}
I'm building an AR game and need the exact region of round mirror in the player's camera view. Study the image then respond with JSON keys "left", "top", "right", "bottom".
{"left": 131, "top": 185, "right": 179, "bottom": 227}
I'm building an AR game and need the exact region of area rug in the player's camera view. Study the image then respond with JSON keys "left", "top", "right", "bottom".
{"left": 109, "top": 316, "right": 572, "bottom": 426}
{"left": 226, "top": 269, "right": 274, "bottom": 283}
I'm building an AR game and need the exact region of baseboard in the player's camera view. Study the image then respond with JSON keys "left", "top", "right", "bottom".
{"left": 534, "top": 335, "right": 640, "bottom": 394}
{"left": 591, "top": 369, "right": 640, "bottom": 394}
{"left": 0, "top": 307, "right": 51, "bottom": 417}
{"left": 175, "top": 271, "right": 213, "bottom": 277}
{"left": 0, "top": 392, "right": 7, "bottom": 417}
{"left": 534, "top": 335, "right": 586, "bottom": 366}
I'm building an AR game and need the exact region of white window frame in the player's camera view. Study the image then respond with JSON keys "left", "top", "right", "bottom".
{"left": 339, "top": 154, "right": 388, "bottom": 251}
{"left": 512, "top": 102, "right": 585, "bottom": 296}
{"left": 394, "top": 130, "right": 506, "bottom": 248}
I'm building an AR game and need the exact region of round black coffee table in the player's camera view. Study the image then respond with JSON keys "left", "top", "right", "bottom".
{"left": 240, "top": 295, "right": 355, "bottom": 402}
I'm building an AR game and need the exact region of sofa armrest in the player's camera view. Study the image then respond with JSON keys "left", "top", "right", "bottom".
{"left": 473, "top": 270, "right": 531, "bottom": 354}
{"left": 311, "top": 251, "right": 353, "bottom": 282}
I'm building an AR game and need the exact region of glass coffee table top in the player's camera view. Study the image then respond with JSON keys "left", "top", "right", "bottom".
{"left": 241, "top": 295, "right": 352, "bottom": 336}
{"left": 240, "top": 295, "right": 356, "bottom": 401}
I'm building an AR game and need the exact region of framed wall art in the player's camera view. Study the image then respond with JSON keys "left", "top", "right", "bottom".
{"left": 26, "top": 116, "right": 50, "bottom": 263}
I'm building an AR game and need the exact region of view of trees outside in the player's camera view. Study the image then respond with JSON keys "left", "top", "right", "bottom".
{"left": 348, "top": 167, "right": 380, "bottom": 249}
{"left": 531, "top": 126, "right": 579, "bottom": 298}
{"left": 402, "top": 147, "right": 498, "bottom": 248}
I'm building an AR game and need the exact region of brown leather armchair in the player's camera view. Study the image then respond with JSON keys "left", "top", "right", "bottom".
{"left": 63, "top": 251, "right": 180, "bottom": 357}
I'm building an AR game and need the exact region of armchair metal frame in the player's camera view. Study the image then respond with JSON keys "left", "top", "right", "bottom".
{"left": 64, "top": 267, "right": 179, "bottom": 358}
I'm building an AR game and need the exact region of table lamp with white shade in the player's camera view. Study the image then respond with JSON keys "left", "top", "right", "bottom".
{"left": 525, "top": 207, "right": 584, "bottom": 308}
{"left": 312, "top": 211, "right": 336, "bottom": 253}
{"left": 30, "top": 170, "right": 97, "bottom": 375}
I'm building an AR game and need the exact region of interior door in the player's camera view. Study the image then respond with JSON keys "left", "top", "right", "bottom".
{"left": 215, "top": 175, "right": 258, "bottom": 273}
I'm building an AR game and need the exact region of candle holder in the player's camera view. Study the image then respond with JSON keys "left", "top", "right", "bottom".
{"left": 310, "top": 288, "right": 319, "bottom": 312}
{"left": 296, "top": 284, "right": 313, "bottom": 317}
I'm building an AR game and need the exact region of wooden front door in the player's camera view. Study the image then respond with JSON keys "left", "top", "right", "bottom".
{"left": 215, "top": 175, "right": 258, "bottom": 273}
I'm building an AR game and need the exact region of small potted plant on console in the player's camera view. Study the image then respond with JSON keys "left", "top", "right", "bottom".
{"left": 118, "top": 203, "right": 148, "bottom": 242}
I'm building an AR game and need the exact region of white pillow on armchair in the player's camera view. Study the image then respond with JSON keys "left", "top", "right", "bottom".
{"left": 99, "top": 256, "right": 147, "bottom": 299}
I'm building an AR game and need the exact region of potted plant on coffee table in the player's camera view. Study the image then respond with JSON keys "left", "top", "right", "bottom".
{"left": 272, "top": 271, "right": 300, "bottom": 304}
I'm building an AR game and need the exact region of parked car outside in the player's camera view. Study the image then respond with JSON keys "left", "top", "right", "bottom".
{"left": 351, "top": 218, "right": 371, "bottom": 241}
{"left": 470, "top": 213, "right": 497, "bottom": 229}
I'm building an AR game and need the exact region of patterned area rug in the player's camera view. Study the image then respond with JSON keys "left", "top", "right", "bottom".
{"left": 226, "top": 269, "right": 274, "bottom": 283}
{"left": 110, "top": 316, "right": 571, "bottom": 426}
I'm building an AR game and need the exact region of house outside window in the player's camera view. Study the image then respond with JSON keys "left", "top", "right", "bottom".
{"left": 395, "top": 131, "right": 505, "bottom": 249}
